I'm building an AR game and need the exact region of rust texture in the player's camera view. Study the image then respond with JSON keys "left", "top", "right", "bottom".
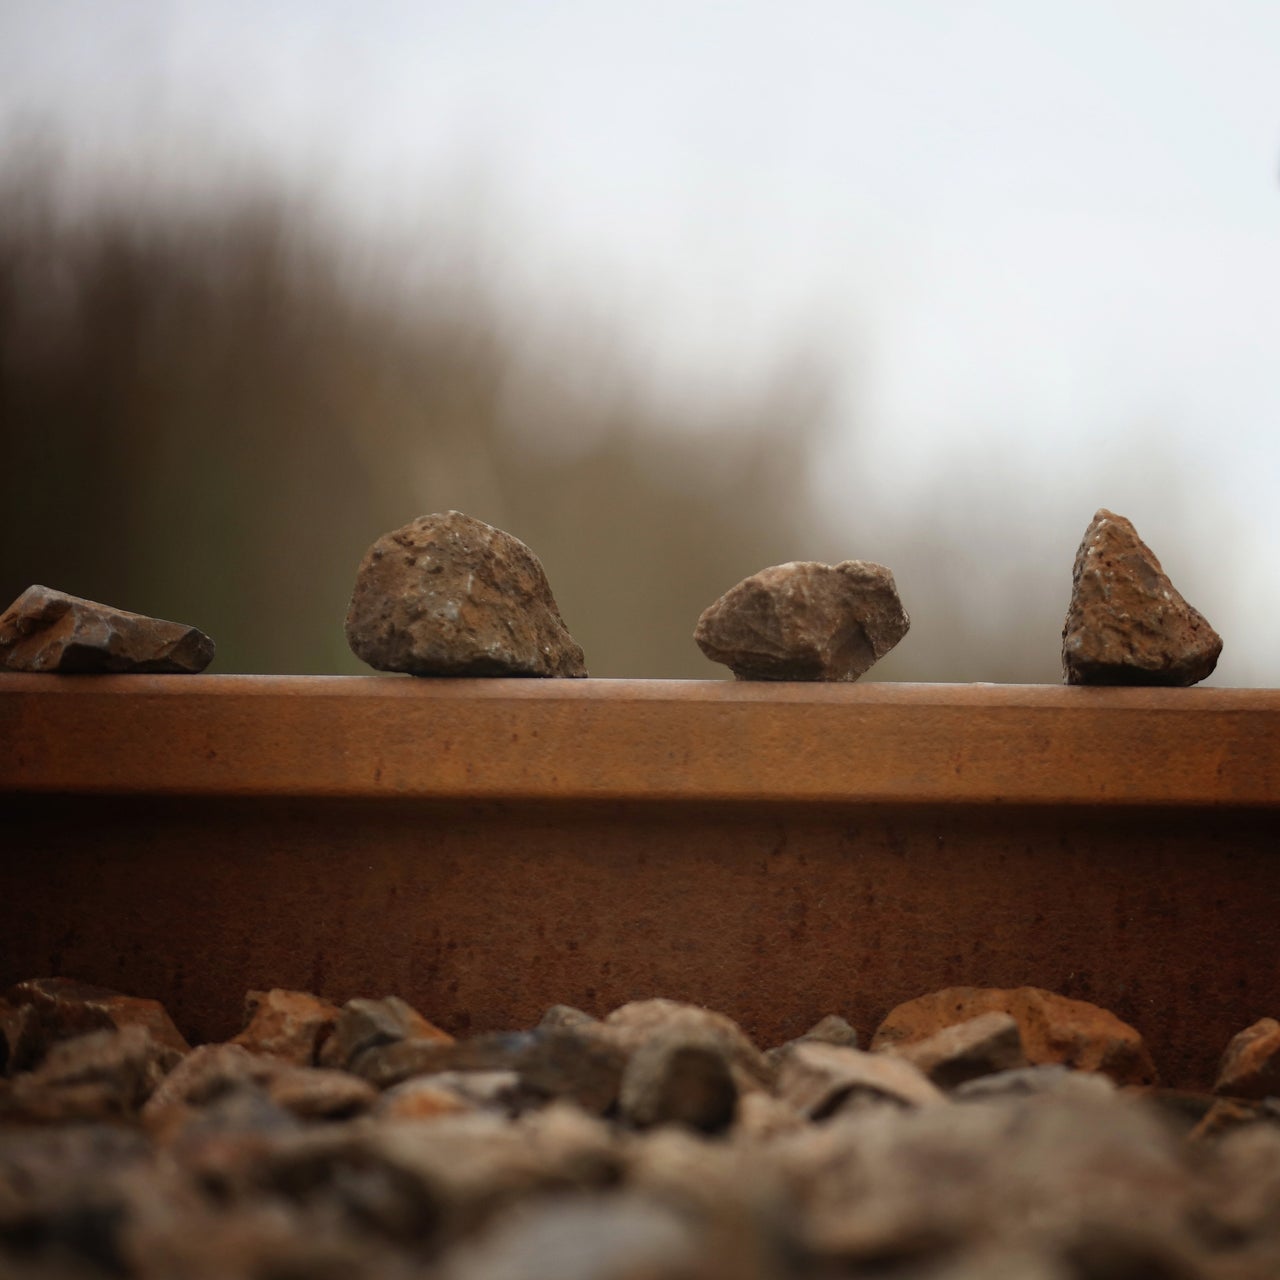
{"left": 2, "top": 677, "right": 1277, "bottom": 1089}
{"left": 2, "top": 675, "right": 1278, "bottom": 805}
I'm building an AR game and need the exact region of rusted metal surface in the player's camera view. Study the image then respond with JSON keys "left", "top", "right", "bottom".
{"left": 2, "top": 676, "right": 1277, "bottom": 1088}
{"left": 3, "top": 675, "right": 1278, "bottom": 805}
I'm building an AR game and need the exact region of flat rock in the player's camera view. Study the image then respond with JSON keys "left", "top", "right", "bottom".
{"left": 1061, "top": 509, "right": 1221, "bottom": 686}
{"left": 5, "top": 977, "right": 190, "bottom": 1073}
{"left": 888, "top": 1011, "right": 1027, "bottom": 1090}
{"left": 777, "top": 1041, "right": 946, "bottom": 1117}
{"left": 694, "top": 560, "right": 909, "bottom": 681}
{"left": 872, "top": 986, "right": 1157, "bottom": 1086}
{"left": 1215, "top": 1017, "right": 1280, "bottom": 1099}
{"left": 765, "top": 1014, "right": 859, "bottom": 1069}
{"left": 0, "top": 584, "right": 214, "bottom": 673}
{"left": 345, "top": 511, "right": 587, "bottom": 677}
{"left": 230, "top": 988, "right": 342, "bottom": 1066}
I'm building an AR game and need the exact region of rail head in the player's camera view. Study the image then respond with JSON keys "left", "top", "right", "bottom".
{"left": 2, "top": 675, "right": 1278, "bottom": 807}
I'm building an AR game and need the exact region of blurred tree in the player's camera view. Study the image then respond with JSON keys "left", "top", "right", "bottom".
{"left": 0, "top": 164, "right": 822, "bottom": 676}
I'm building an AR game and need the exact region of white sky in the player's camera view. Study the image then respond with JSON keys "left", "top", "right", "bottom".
{"left": 2, "top": 0, "right": 1278, "bottom": 681}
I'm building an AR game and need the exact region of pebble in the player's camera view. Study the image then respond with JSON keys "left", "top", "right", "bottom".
{"left": 1062, "top": 508, "right": 1222, "bottom": 685}
{"left": 344, "top": 510, "right": 587, "bottom": 677}
{"left": 872, "top": 984, "right": 1158, "bottom": 1086}
{"left": 0, "top": 584, "right": 214, "bottom": 673}
{"left": 693, "top": 559, "right": 909, "bottom": 680}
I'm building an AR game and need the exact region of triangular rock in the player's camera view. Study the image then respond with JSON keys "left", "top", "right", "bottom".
{"left": 1061, "top": 509, "right": 1221, "bottom": 686}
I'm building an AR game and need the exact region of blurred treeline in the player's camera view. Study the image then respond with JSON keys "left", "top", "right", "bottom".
{"left": 0, "top": 161, "right": 837, "bottom": 677}
{"left": 2, "top": 159, "right": 1232, "bottom": 683}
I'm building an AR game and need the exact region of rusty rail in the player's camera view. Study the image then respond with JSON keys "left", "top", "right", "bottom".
{"left": 3, "top": 675, "right": 1278, "bottom": 805}
{"left": 2, "top": 675, "right": 1278, "bottom": 1088}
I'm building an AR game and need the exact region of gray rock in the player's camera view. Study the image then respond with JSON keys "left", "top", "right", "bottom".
{"left": 618, "top": 1036, "right": 738, "bottom": 1134}
{"left": 952, "top": 1063, "right": 1117, "bottom": 1103}
{"left": 318, "top": 995, "right": 452, "bottom": 1072}
{"left": 345, "top": 511, "right": 586, "bottom": 677}
{"left": 765, "top": 1014, "right": 859, "bottom": 1069}
{"left": 889, "top": 1011, "right": 1027, "bottom": 1090}
{"left": 0, "top": 584, "right": 214, "bottom": 673}
{"left": 777, "top": 1041, "right": 946, "bottom": 1118}
{"left": 694, "top": 560, "right": 909, "bottom": 681}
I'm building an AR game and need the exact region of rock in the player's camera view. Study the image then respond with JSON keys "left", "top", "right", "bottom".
{"left": 344, "top": 511, "right": 587, "bottom": 678}
{"left": 602, "top": 998, "right": 772, "bottom": 1092}
{"left": 952, "top": 1064, "right": 1117, "bottom": 1104}
{"left": 1189, "top": 1097, "right": 1271, "bottom": 1142}
{"left": 5, "top": 977, "right": 189, "bottom": 1073}
{"left": 1061, "top": 509, "right": 1222, "bottom": 686}
{"left": 140, "top": 1042, "right": 283, "bottom": 1137}
{"left": 764, "top": 1014, "right": 858, "bottom": 1069}
{"left": 777, "top": 1041, "right": 945, "bottom": 1117}
{"left": 888, "top": 1011, "right": 1027, "bottom": 1090}
{"left": 355, "top": 1028, "right": 626, "bottom": 1116}
{"left": 438, "top": 1192, "right": 710, "bottom": 1280}
{"left": 375, "top": 1076, "right": 482, "bottom": 1123}
{"left": 1214, "top": 1017, "right": 1280, "bottom": 1100}
{"left": 537, "top": 1004, "right": 597, "bottom": 1031}
{"left": 872, "top": 986, "right": 1158, "bottom": 1086}
{"left": 618, "top": 1036, "right": 738, "bottom": 1134}
{"left": 693, "top": 560, "right": 909, "bottom": 681}
{"left": 0, "top": 584, "right": 214, "bottom": 674}
{"left": 230, "top": 988, "right": 342, "bottom": 1066}
{"left": 266, "top": 1066, "right": 378, "bottom": 1120}
{"left": 318, "top": 996, "right": 453, "bottom": 1072}
{"left": 1, "top": 1026, "right": 181, "bottom": 1122}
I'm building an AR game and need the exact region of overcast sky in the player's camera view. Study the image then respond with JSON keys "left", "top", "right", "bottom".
{"left": 3, "top": 1, "right": 1277, "bottom": 681}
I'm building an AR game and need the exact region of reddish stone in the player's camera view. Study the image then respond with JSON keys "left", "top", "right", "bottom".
{"left": 230, "top": 988, "right": 341, "bottom": 1066}
{"left": 1214, "top": 1018, "right": 1280, "bottom": 1100}
{"left": 872, "top": 986, "right": 1157, "bottom": 1086}
{"left": 0, "top": 584, "right": 214, "bottom": 673}
{"left": 345, "top": 511, "right": 587, "bottom": 677}
{"left": 1061, "top": 510, "right": 1221, "bottom": 686}
{"left": 694, "top": 560, "right": 909, "bottom": 681}
{"left": 6, "top": 977, "right": 189, "bottom": 1072}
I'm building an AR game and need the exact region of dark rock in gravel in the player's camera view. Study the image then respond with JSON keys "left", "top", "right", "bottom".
{"left": 141, "top": 1043, "right": 284, "bottom": 1139}
{"left": 1062, "top": 509, "right": 1222, "bottom": 686}
{"left": 319, "top": 996, "right": 453, "bottom": 1072}
{"left": 889, "top": 1011, "right": 1027, "bottom": 1089}
{"left": 778, "top": 1041, "right": 945, "bottom": 1118}
{"left": 266, "top": 1066, "right": 378, "bottom": 1121}
{"left": 345, "top": 511, "right": 587, "bottom": 678}
{"left": 603, "top": 998, "right": 773, "bottom": 1092}
{"left": 4, "top": 978, "right": 189, "bottom": 1074}
{"left": 694, "top": 560, "right": 909, "bottom": 681}
{"left": 2, "top": 1026, "right": 180, "bottom": 1123}
{"left": 355, "top": 1028, "right": 626, "bottom": 1116}
{"left": 230, "top": 988, "right": 342, "bottom": 1065}
{"left": 0, "top": 584, "right": 214, "bottom": 674}
{"left": 618, "top": 1036, "right": 738, "bottom": 1134}
{"left": 1215, "top": 1017, "right": 1280, "bottom": 1100}
{"left": 873, "top": 986, "right": 1158, "bottom": 1086}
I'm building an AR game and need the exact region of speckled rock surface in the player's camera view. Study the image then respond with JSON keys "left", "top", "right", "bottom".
{"left": 694, "top": 560, "right": 909, "bottom": 681}
{"left": 1062, "top": 509, "right": 1221, "bottom": 686}
{"left": 345, "top": 511, "right": 587, "bottom": 677}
